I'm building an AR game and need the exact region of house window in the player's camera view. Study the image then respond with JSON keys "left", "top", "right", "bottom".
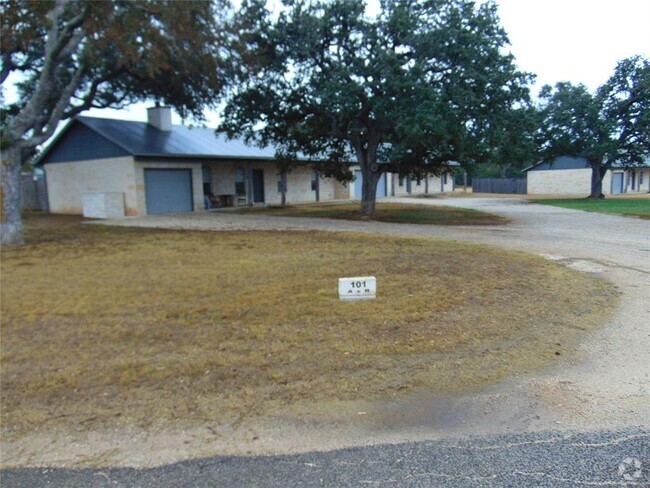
{"left": 235, "top": 168, "right": 245, "bottom": 195}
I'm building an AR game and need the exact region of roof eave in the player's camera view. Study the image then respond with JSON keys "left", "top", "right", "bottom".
{"left": 134, "top": 154, "right": 356, "bottom": 164}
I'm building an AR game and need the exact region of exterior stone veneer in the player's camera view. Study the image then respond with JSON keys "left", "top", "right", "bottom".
{"left": 46, "top": 156, "right": 459, "bottom": 217}
{"left": 528, "top": 167, "right": 650, "bottom": 195}
{"left": 45, "top": 156, "right": 138, "bottom": 215}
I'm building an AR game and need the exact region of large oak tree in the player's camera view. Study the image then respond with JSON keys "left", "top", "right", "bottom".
{"left": 219, "top": 0, "right": 532, "bottom": 214}
{"left": 1, "top": 0, "right": 228, "bottom": 245}
{"left": 536, "top": 56, "right": 650, "bottom": 198}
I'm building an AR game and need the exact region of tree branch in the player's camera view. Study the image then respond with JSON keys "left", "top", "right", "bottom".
{"left": 5, "top": 1, "right": 87, "bottom": 148}
{"left": 29, "top": 61, "right": 87, "bottom": 148}
{"left": 63, "top": 68, "right": 127, "bottom": 117}
{"left": 45, "top": 1, "right": 88, "bottom": 66}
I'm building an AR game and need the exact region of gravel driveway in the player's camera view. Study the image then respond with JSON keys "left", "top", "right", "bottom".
{"left": 101, "top": 196, "right": 650, "bottom": 439}
{"left": 3, "top": 197, "right": 649, "bottom": 486}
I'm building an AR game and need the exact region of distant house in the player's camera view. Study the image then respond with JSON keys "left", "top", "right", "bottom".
{"left": 525, "top": 156, "right": 650, "bottom": 195}
{"left": 37, "top": 107, "right": 455, "bottom": 218}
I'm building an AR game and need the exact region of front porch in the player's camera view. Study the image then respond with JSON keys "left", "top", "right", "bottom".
{"left": 201, "top": 161, "right": 348, "bottom": 208}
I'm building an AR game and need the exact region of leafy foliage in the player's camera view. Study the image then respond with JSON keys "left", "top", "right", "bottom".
{"left": 0, "top": 0, "right": 228, "bottom": 245}
{"left": 220, "top": 0, "right": 533, "bottom": 213}
{"left": 1, "top": 0, "right": 227, "bottom": 150}
{"left": 536, "top": 56, "right": 650, "bottom": 198}
{"left": 472, "top": 105, "right": 538, "bottom": 177}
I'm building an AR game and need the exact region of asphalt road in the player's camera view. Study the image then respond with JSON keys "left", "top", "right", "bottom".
{"left": 2, "top": 429, "right": 648, "bottom": 487}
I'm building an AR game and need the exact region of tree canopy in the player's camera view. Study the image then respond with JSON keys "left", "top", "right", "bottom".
{"left": 219, "top": 0, "right": 533, "bottom": 213}
{"left": 1, "top": 0, "right": 228, "bottom": 245}
{"left": 536, "top": 55, "right": 650, "bottom": 198}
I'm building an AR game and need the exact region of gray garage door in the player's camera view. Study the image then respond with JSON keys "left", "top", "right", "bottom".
{"left": 144, "top": 169, "right": 193, "bottom": 214}
{"left": 354, "top": 171, "right": 387, "bottom": 199}
{"left": 612, "top": 172, "right": 624, "bottom": 195}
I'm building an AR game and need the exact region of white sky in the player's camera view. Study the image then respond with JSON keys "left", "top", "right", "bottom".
{"left": 496, "top": 0, "right": 650, "bottom": 93}
{"left": 74, "top": 0, "right": 650, "bottom": 125}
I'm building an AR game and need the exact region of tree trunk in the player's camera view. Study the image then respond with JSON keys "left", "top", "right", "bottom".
{"left": 360, "top": 166, "right": 381, "bottom": 215}
{"left": 280, "top": 171, "right": 287, "bottom": 207}
{"left": 589, "top": 164, "right": 607, "bottom": 199}
{"left": 1, "top": 147, "right": 26, "bottom": 246}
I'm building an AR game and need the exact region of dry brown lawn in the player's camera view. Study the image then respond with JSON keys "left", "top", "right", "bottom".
{"left": 0, "top": 213, "right": 616, "bottom": 437}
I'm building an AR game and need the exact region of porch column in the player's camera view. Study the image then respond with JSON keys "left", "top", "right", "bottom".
{"left": 314, "top": 170, "right": 320, "bottom": 202}
{"left": 246, "top": 162, "right": 254, "bottom": 206}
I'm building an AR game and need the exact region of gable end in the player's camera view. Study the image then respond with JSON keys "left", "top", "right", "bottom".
{"left": 40, "top": 122, "right": 130, "bottom": 164}
{"left": 528, "top": 156, "right": 590, "bottom": 171}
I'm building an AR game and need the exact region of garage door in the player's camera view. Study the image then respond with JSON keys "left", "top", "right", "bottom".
{"left": 612, "top": 173, "right": 625, "bottom": 195}
{"left": 354, "top": 171, "right": 387, "bottom": 199}
{"left": 612, "top": 172, "right": 624, "bottom": 195}
{"left": 144, "top": 169, "right": 194, "bottom": 214}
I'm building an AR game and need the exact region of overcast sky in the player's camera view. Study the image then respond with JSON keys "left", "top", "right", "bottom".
{"left": 496, "top": 0, "right": 650, "bottom": 92}
{"left": 85, "top": 0, "right": 650, "bottom": 124}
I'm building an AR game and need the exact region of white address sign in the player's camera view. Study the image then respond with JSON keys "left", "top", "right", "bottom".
{"left": 339, "top": 276, "right": 376, "bottom": 301}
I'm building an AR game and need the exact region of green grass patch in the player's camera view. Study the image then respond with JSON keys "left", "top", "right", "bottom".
{"left": 531, "top": 197, "right": 650, "bottom": 219}
{"left": 237, "top": 202, "right": 507, "bottom": 225}
{"left": 1, "top": 213, "right": 616, "bottom": 436}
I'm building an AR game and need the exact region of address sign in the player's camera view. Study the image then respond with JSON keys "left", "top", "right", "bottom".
{"left": 338, "top": 276, "right": 376, "bottom": 301}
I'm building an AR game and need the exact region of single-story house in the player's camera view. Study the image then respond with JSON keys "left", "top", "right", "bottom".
{"left": 37, "top": 107, "right": 455, "bottom": 217}
{"left": 525, "top": 156, "right": 650, "bottom": 195}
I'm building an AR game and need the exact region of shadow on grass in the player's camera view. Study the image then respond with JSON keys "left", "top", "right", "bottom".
{"left": 237, "top": 202, "right": 508, "bottom": 225}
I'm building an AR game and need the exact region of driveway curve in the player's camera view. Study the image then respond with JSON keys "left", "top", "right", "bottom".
{"left": 4, "top": 196, "right": 649, "bottom": 486}
{"left": 99, "top": 196, "right": 650, "bottom": 443}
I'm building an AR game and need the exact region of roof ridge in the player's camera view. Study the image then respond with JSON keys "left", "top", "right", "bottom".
{"left": 76, "top": 114, "right": 218, "bottom": 132}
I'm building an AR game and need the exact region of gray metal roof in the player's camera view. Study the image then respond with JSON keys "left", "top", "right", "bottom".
{"left": 524, "top": 155, "right": 650, "bottom": 172}
{"left": 38, "top": 115, "right": 464, "bottom": 167}
{"left": 75, "top": 116, "right": 278, "bottom": 160}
